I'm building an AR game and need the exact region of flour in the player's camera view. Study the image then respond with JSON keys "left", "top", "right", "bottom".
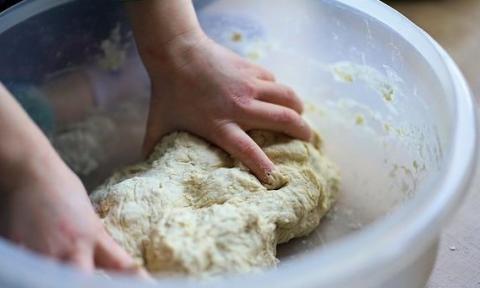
{"left": 97, "top": 24, "right": 130, "bottom": 72}
{"left": 53, "top": 114, "right": 116, "bottom": 175}
{"left": 90, "top": 131, "right": 339, "bottom": 277}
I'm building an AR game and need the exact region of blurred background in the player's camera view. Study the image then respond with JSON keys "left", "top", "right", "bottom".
{"left": 0, "top": 0, "right": 20, "bottom": 11}
{"left": 1, "top": 0, "right": 479, "bottom": 287}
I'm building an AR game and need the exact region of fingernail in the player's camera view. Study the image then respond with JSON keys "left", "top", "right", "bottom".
{"left": 265, "top": 166, "right": 278, "bottom": 180}
{"left": 264, "top": 166, "right": 277, "bottom": 184}
{"left": 264, "top": 167, "right": 288, "bottom": 190}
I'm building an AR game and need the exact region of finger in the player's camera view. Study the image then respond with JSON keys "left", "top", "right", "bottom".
{"left": 255, "top": 81, "right": 303, "bottom": 113}
{"left": 246, "top": 63, "right": 276, "bottom": 82}
{"left": 66, "top": 242, "right": 95, "bottom": 273}
{"left": 137, "top": 268, "right": 152, "bottom": 279}
{"left": 210, "top": 122, "right": 274, "bottom": 183}
{"left": 241, "top": 101, "right": 311, "bottom": 141}
{"left": 124, "top": 266, "right": 153, "bottom": 280}
{"left": 94, "top": 231, "right": 136, "bottom": 271}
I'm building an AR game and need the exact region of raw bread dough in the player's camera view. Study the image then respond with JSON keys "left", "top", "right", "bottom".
{"left": 90, "top": 131, "right": 339, "bottom": 277}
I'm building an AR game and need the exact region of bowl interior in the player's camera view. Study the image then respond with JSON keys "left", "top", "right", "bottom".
{"left": 0, "top": 0, "right": 452, "bottom": 272}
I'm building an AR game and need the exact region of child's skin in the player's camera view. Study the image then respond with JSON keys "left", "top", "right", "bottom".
{"left": 0, "top": 0, "right": 311, "bottom": 273}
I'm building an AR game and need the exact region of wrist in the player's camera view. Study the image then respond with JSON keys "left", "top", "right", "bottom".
{"left": 138, "top": 29, "right": 208, "bottom": 76}
{"left": 127, "top": 0, "right": 207, "bottom": 75}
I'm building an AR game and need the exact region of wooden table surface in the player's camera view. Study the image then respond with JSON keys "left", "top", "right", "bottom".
{"left": 388, "top": 1, "right": 480, "bottom": 287}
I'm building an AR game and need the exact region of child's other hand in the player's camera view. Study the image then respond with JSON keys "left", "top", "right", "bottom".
{"left": 3, "top": 154, "right": 137, "bottom": 273}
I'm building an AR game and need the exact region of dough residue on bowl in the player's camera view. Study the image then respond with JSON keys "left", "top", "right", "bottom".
{"left": 90, "top": 130, "right": 339, "bottom": 277}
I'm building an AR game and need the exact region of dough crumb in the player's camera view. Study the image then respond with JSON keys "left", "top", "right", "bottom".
{"left": 90, "top": 130, "right": 339, "bottom": 277}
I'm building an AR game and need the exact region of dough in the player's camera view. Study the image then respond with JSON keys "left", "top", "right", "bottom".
{"left": 90, "top": 131, "right": 339, "bottom": 277}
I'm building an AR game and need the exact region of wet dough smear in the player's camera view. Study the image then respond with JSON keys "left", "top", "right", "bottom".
{"left": 90, "top": 131, "right": 339, "bottom": 277}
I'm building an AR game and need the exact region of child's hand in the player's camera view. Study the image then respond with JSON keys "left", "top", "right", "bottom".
{"left": 140, "top": 34, "right": 311, "bottom": 183}
{"left": 3, "top": 155, "right": 136, "bottom": 273}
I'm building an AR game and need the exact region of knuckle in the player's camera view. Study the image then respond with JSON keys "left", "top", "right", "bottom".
{"left": 274, "top": 109, "right": 297, "bottom": 124}
{"left": 236, "top": 139, "right": 257, "bottom": 156}
{"left": 228, "top": 80, "right": 257, "bottom": 100}
{"left": 242, "top": 81, "right": 258, "bottom": 98}
{"left": 211, "top": 121, "right": 229, "bottom": 138}
{"left": 231, "top": 98, "right": 250, "bottom": 114}
{"left": 58, "top": 218, "right": 79, "bottom": 239}
{"left": 262, "top": 70, "right": 275, "bottom": 81}
{"left": 230, "top": 83, "right": 256, "bottom": 113}
{"left": 253, "top": 64, "right": 274, "bottom": 79}
{"left": 284, "top": 87, "right": 296, "bottom": 100}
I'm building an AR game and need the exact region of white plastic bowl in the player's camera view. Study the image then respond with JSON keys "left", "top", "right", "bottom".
{"left": 0, "top": 0, "right": 476, "bottom": 287}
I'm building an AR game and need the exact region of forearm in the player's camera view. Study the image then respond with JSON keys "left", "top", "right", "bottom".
{"left": 0, "top": 84, "right": 61, "bottom": 191}
{"left": 126, "top": 0, "right": 206, "bottom": 74}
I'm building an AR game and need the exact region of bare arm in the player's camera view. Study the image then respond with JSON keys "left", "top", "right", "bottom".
{"left": 0, "top": 83, "right": 57, "bottom": 191}
{"left": 0, "top": 83, "right": 137, "bottom": 273}
{"left": 126, "top": 0, "right": 201, "bottom": 60}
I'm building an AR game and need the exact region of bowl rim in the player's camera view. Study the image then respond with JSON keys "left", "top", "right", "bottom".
{"left": 0, "top": 0, "right": 477, "bottom": 287}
